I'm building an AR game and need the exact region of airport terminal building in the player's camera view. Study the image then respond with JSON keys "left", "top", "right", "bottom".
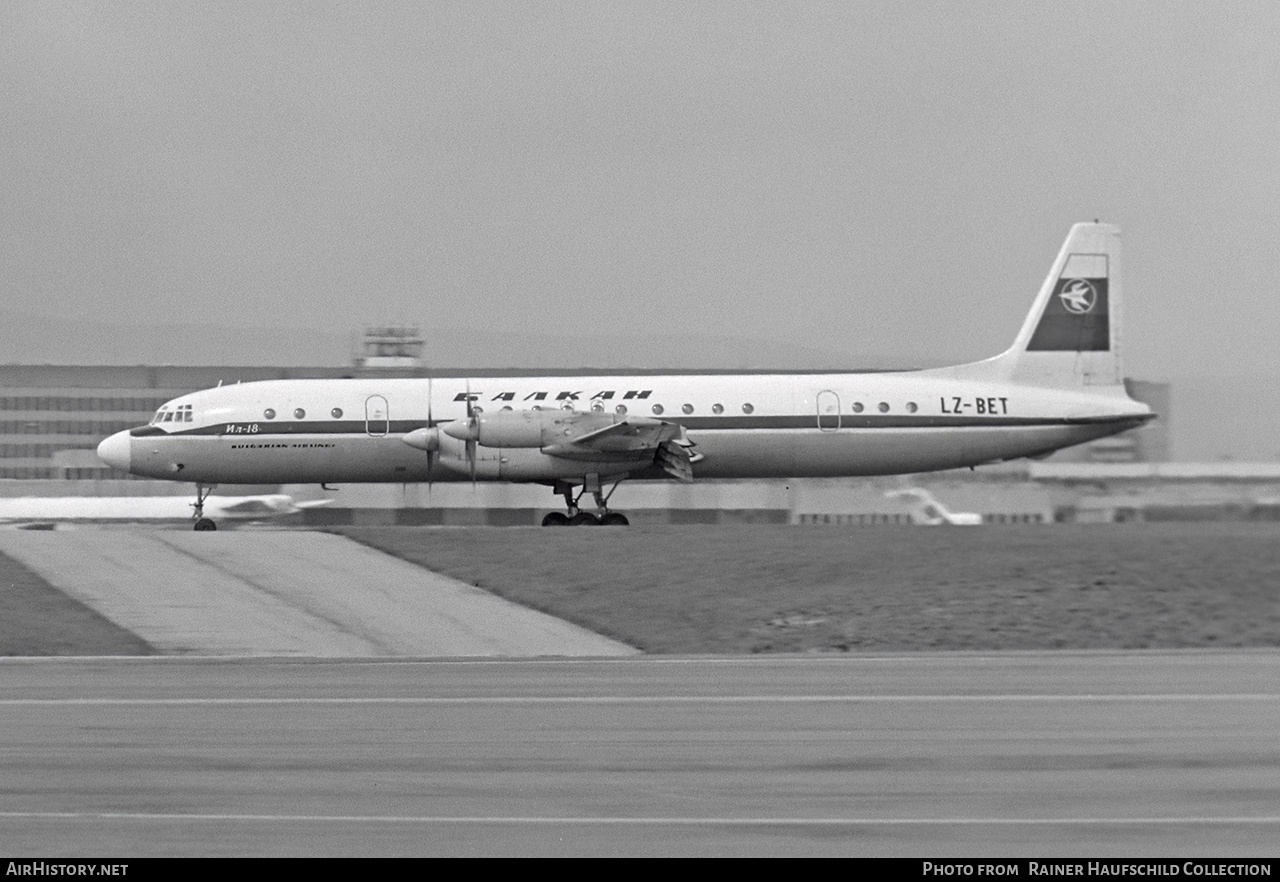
{"left": 0, "top": 364, "right": 353, "bottom": 481}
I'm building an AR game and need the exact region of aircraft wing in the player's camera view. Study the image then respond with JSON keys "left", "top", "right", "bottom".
{"left": 541, "top": 417, "right": 702, "bottom": 481}
{"left": 546, "top": 417, "right": 681, "bottom": 452}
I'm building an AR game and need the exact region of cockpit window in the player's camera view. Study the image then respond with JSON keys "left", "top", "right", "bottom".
{"left": 155, "top": 404, "right": 193, "bottom": 424}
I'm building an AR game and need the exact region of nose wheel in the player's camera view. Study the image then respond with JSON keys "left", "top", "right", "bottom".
{"left": 191, "top": 482, "right": 218, "bottom": 531}
{"left": 541, "top": 479, "right": 630, "bottom": 527}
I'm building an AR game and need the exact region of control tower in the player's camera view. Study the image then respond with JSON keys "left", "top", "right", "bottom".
{"left": 352, "top": 326, "right": 426, "bottom": 372}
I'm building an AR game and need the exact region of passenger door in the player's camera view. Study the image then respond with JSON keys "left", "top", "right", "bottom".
{"left": 365, "top": 395, "right": 389, "bottom": 437}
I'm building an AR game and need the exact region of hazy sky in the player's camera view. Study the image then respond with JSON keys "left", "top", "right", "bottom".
{"left": 4, "top": 2, "right": 1280, "bottom": 456}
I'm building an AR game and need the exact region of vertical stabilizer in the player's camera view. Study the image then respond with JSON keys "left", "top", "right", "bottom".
{"left": 950, "top": 223, "right": 1123, "bottom": 387}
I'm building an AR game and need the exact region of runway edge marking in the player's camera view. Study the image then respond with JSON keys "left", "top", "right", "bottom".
{"left": 3, "top": 693, "right": 1278, "bottom": 706}
{"left": 4, "top": 811, "right": 1280, "bottom": 826}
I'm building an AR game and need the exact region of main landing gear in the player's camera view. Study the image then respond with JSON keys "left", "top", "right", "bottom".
{"left": 192, "top": 482, "right": 217, "bottom": 531}
{"left": 541, "top": 478, "right": 630, "bottom": 527}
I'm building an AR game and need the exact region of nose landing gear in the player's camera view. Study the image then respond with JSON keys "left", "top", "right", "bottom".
{"left": 192, "top": 482, "right": 217, "bottom": 531}
{"left": 540, "top": 477, "right": 631, "bottom": 527}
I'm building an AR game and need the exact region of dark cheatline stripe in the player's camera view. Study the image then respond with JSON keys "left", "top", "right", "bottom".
{"left": 674, "top": 414, "right": 1149, "bottom": 430}
{"left": 153, "top": 413, "right": 1150, "bottom": 439}
{"left": 168, "top": 420, "right": 427, "bottom": 436}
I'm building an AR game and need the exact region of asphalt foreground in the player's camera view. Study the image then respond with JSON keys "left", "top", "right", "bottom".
{"left": 2, "top": 652, "right": 1278, "bottom": 857}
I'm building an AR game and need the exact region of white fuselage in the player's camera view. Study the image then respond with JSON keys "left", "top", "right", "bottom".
{"left": 95, "top": 222, "right": 1154, "bottom": 498}
{"left": 99, "top": 370, "right": 1152, "bottom": 486}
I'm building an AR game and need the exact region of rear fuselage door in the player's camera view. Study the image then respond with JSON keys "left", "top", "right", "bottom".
{"left": 365, "top": 395, "right": 389, "bottom": 437}
{"left": 817, "top": 390, "right": 840, "bottom": 431}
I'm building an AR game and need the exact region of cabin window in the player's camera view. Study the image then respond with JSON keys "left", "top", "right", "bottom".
{"left": 712, "top": 403, "right": 724, "bottom": 414}
{"left": 501, "top": 405, "right": 513, "bottom": 411}
{"left": 590, "top": 401, "right": 604, "bottom": 412}
{"left": 905, "top": 402, "right": 918, "bottom": 413}
{"left": 294, "top": 408, "right": 306, "bottom": 419}
{"left": 331, "top": 407, "right": 343, "bottom": 419}
{"left": 682, "top": 403, "right": 694, "bottom": 415}
{"left": 615, "top": 404, "right": 627, "bottom": 415}
{"left": 742, "top": 403, "right": 754, "bottom": 414}
{"left": 851, "top": 402, "right": 864, "bottom": 413}
{"left": 652, "top": 404, "right": 664, "bottom": 415}
{"left": 263, "top": 409, "right": 276, "bottom": 420}
{"left": 878, "top": 402, "right": 889, "bottom": 413}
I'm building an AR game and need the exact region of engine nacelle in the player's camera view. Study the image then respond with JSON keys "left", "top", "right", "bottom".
{"left": 443, "top": 409, "right": 620, "bottom": 449}
{"left": 431, "top": 444, "right": 639, "bottom": 481}
{"left": 401, "top": 427, "right": 439, "bottom": 452}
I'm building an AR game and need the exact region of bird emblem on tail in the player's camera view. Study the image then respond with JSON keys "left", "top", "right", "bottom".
{"left": 1058, "top": 278, "right": 1097, "bottom": 314}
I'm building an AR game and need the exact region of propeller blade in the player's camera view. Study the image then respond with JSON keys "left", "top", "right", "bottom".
{"left": 466, "top": 379, "right": 477, "bottom": 485}
{"left": 427, "top": 377, "right": 433, "bottom": 489}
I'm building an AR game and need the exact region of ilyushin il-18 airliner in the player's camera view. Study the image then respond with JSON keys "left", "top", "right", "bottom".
{"left": 97, "top": 223, "right": 1153, "bottom": 529}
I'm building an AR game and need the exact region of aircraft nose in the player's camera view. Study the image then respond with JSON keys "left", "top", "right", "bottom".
{"left": 97, "top": 431, "right": 132, "bottom": 472}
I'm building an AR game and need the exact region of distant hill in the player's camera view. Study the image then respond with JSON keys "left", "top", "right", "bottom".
{"left": 0, "top": 308, "right": 917, "bottom": 372}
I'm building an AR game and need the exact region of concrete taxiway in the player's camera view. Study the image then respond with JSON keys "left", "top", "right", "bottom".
{"left": 1, "top": 651, "right": 1278, "bottom": 857}
{"left": 0, "top": 530, "right": 635, "bottom": 657}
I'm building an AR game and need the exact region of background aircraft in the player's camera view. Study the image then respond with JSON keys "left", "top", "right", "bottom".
{"left": 885, "top": 488, "right": 983, "bottom": 526}
{"left": 0, "top": 494, "right": 325, "bottom": 530}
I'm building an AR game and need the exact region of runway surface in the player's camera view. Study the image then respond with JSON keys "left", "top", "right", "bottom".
{"left": 1, "top": 651, "right": 1278, "bottom": 857}
{"left": 0, "top": 530, "right": 636, "bottom": 657}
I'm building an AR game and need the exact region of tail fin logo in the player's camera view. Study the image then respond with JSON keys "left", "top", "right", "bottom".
{"left": 1058, "top": 279, "right": 1097, "bottom": 314}
{"left": 1026, "top": 270, "right": 1109, "bottom": 352}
